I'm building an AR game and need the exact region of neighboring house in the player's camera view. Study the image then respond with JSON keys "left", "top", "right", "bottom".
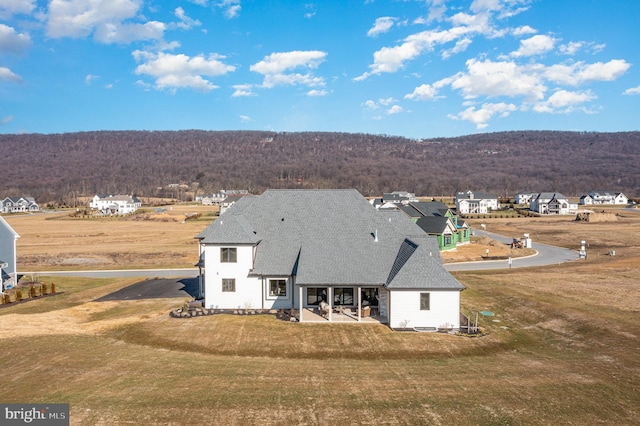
{"left": 381, "top": 191, "right": 419, "bottom": 205}
{"left": 455, "top": 191, "right": 500, "bottom": 215}
{"left": 399, "top": 202, "right": 470, "bottom": 249}
{"left": 199, "top": 190, "right": 249, "bottom": 206}
{"left": 530, "top": 192, "right": 578, "bottom": 215}
{"left": 90, "top": 194, "right": 142, "bottom": 215}
{"left": 579, "top": 191, "right": 628, "bottom": 205}
{"left": 0, "top": 216, "right": 20, "bottom": 291}
{"left": 219, "top": 195, "right": 247, "bottom": 215}
{"left": 1, "top": 197, "right": 39, "bottom": 213}
{"left": 196, "top": 189, "right": 464, "bottom": 330}
{"left": 514, "top": 191, "right": 538, "bottom": 205}
{"left": 415, "top": 216, "right": 458, "bottom": 251}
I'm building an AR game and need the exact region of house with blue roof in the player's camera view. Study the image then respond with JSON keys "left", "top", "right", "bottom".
{"left": 196, "top": 189, "right": 464, "bottom": 330}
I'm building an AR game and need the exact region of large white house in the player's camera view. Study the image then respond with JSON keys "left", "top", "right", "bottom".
{"left": 579, "top": 191, "right": 628, "bottom": 205}
{"left": 196, "top": 189, "right": 464, "bottom": 330}
{"left": 1, "top": 197, "right": 39, "bottom": 213}
{"left": 90, "top": 194, "right": 142, "bottom": 215}
{"left": 455, "top": 191, "right": 500, "bottom": 214}
{"left": 0, "top": 216, "right": 20, "bottom": 291}
{"left": 530, "top": 192, "right": 578, "bottom": 215}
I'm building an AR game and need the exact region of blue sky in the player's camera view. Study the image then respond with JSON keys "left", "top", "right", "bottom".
{"left": 1, "top": 0, "right": 639, "bottom": 138}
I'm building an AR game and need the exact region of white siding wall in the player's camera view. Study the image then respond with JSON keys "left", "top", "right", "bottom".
{"left": 202, "top": 244, "right": 294, "bottom": 310}
{"left": 203, "top": 245, "right": 261, "bottom": 309}
{"left": 388, "top": 290, "right": 460, "bottom": 329}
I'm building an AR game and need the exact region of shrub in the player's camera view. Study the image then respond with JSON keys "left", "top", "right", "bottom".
{"left": 51, "top": 283, "right": 56, "bottom": 293}
{"left": 15, "top": 289, "right": 23, "bottom": 301}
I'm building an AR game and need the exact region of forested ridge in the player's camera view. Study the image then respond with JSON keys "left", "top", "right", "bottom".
{"left": 1, "top": 130, "right": 638, "bottom": 204}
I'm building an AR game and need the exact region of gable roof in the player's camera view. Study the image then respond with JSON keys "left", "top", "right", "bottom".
{"left": 455, "top": 190, "right": 498, "bottom": 201}
{"left": 415, "top": 216, "right": 453, "bottom": 235}
{"left": 198, "top": 189, "right": 462, "bottom": 291}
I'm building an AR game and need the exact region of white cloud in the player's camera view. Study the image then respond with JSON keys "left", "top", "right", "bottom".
{"left": 512, "top": 25, "right": 537, "bottom": 36}
{"left": 559, "top": 41, "right": 583, "bottom": 55}
{"left": 231, "top": 84, "right": 255, "bottom": 97}
{"left": 449, "top": 102, "right": 517, "bottom": 129}
{"left": 239, "top": 115, "right": 252, "bottom": 122}
{"left": 94, "top": 21, "right": 165, "bottom": 44}
{"left": 175, "top": 7, "right": 201, "bottom": 30}
{"left": 250, "top": 50, "right": 327, "bottom": 89}
{"left": 216, "top": 0, "right": 241, "bottom": 19}
{"left": 510, "top": 34, "right": 556, "bottom": 57}
{"left": 0, "top": 0, "right": 35, "bottom": 18}
{"left": 533, "top": 89, "right": 595, "bottom": 113}
{"left": 623, "top": 85, "right": 640, "bottom": 95}
{"left": 387, "top": 105, "right": 403, "bottom": 114}
{"left": 378, "top": 97, "right": 396, "bottom": 106}
{"left": 133, "top": 50, "right": 236, "bottom": 92}
{"left": 0, "top": 24, "right": 31, "bottom": 54}
{"left": 1, "top": 115, "right": 14, "bottom": 125}
{"left": 426, "top": 0, "right": 448, "bottom": 23}
{"left": 442, "top": 37, "right": 472, "bottom": 59}
{"left": 405, "top": 83, "right": 440, "bottom": 101}
{"left": 85, "top": 74, "right": 99, "bottom": 84}
{"left": 362, "top": 100, "right": 378, "bottom": 110}
{"left": 0, "top": 66, "right": 22, "bottom": 83}
{"left": 306, "top": 89, "right": 327, "bottom": 96}
{"left": 46, "top": 0, "right": 165, "bottom": 44}
{"left": 355, "top": 27, "right": 468, "bottom": 80}
{"left": 544, "top": 59, "right": 631, "bottom": 86}
{"left": 450, "top": 58, "right": 546, "bottom": 102}
{"left": 367, "top": 17, "right": 396, "bottom": 37}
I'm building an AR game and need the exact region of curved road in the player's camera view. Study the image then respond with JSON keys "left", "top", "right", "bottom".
{"left": 445, "top": 229, "right": 579, "bottom": 272}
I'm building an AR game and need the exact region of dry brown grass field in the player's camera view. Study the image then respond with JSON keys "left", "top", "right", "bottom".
{"left": 5, "top": 205, "right": 216, "bottom": 270}
{"left": 1, "top": 206, "right": 639, "bottom": 425}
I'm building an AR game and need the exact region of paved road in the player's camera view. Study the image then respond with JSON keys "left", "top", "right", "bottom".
{"left": 23, "top": 268, "right": 199, "bottom": 278}
{"left": 24, "top": 229, "right": 581, "bottom": 281}
{"left": 444, "top": 229, "right": 580, "bottom": 272}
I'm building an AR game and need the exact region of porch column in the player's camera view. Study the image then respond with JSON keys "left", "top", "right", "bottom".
{"left": 328, "top": 287, "right": 333, "bottom": 322}
{"left": 357, "top": 286, "right": 361, "bottom": 321}
{"left": 298, "top": 285, "right": 303, "bottom": 323}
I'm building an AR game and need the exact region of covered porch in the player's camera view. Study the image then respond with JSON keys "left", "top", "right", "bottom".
{"left": 296, "top": 284, "right": 388, "bottom": 324}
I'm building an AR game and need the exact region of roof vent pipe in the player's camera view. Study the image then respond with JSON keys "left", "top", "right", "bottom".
{"left": 374, "top": 229, "right": 378, "bottom": 242}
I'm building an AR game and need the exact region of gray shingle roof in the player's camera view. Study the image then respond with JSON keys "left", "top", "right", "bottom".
{"left": 198, "top": 189, "right": 463, "bottom": 291}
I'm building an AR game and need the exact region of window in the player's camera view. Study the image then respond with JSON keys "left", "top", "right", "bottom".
{"left": 222, "top": 279, "right": 235, "bottom": 292}
{"left": 361, "top": 288, "right": 379, "bottom": 306}
{"left": 444, "top": 235, "right": 452, "bottom": 246}
{"left": 220, "top": 247, "right": 237, "bottom": 263}
{"left": 420, "top": 293, "right": 430, "bottom": 310}
{"left": 307, "top": 287, "right": 327, "bottom": 305}
{"left": 269, "top": 279, "right": 287, "bottom": 297}
{"left": 334, "top": 288, "right": 354, "bottom": 305}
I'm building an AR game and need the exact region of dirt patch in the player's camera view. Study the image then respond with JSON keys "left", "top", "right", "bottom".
{"left": 442, "top": 237, "right": 536, "bottom": 263}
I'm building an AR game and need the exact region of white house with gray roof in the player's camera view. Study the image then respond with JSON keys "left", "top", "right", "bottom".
{"left": 90, "top": 194, "right": 141, "bottom": 215}
{"left": 196, "top": 189, "right": 464, "bottom": 330}
{"left": 0, "top": 216, "right": 20, "bottom": 291}
{"left": 530, "top": 192, "right": 578, "bottom": 215}
{"left": 455, "top": 191, "right": 500, "bottom": 214}
{"left": 579, "top": 191, "right": 628, "bottom": 205}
